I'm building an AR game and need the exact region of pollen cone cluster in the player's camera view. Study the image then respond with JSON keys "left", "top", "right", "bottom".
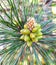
{"left": 20, "top": 18, "right": 43, "bottom": 47}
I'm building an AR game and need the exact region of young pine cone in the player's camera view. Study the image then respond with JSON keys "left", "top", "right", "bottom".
{"left": 27, "top": 18, "right": 36, "bottom": 31}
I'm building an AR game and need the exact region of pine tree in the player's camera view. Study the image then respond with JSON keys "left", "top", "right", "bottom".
{"left": 0, "top": 0, "right": 56, "bottom": 65}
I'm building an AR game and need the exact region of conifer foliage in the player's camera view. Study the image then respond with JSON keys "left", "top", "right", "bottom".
{"left": 0, "top": 0, "right": 56, "bottom": 65}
